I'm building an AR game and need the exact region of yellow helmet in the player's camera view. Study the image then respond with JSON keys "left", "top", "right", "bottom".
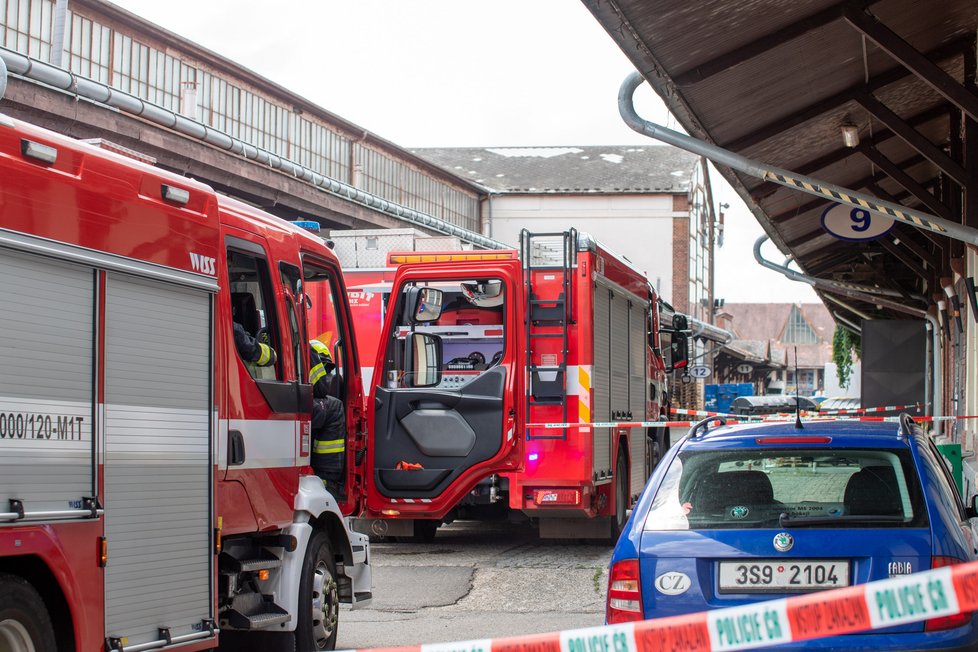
{"left": 310, "top": 339, "right": 330, "bottom": 356}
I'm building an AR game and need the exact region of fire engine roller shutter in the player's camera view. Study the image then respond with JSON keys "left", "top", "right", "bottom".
{"left": 103, "top": 273, "right": 212, "bottom": 647}
{"left": 0, "top": 250, "right": 94, "bottom": 513}
{"left": 592, "top": 286, "right": 611, "bottom": 475}
{"left": 628, "top": 301, "right": 648, "bottom": 497}
{"left": 610, "top": 292, "right": 630, "bottom": 418}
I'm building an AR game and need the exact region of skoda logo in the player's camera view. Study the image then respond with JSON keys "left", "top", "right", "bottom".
{"left": 773, "top": 532, "right": 794, "bottom": 552}
{"left": 730, "top": 506, "right": 749, "bottom": 519}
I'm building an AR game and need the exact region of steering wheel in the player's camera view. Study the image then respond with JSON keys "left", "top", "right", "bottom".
{"left": 488, "top": 351, "right": 503, "bottom": 368}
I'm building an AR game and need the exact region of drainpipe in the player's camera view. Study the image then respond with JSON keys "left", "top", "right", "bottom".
{"left": 0, "top": 48, "right": 507, "bottom": 250}
{"left": 824, "top": 294, "right": 872, "bottom": 322}
{"left": 753, "top": 236, "right": 928, "bottom": 314}
{"left": 619, "top": 71, "right": 978, "bottom": 248}
{"left": 0, "top": 53, "right": 6, "bottom": 101}
{"left": 50, "top": 0, "right": 70, "bottom": 68}
{"left": 831, "top": 311, "right": 862, "bottom": 334}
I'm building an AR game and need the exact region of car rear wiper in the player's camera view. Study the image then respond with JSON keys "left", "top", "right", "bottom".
{"left": 778, "top": 512, "right": 905, "bottom": 527}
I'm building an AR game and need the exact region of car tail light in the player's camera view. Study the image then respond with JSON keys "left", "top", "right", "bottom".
{"left": 606, "top": 559, "right": 643, "bottom": 623}
{"left": 925, "top": 556, "right": 971, "bottom": 631}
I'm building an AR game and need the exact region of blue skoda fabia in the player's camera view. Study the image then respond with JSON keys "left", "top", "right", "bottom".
{"left": 606, "top": 415, "right": 978, "bottom": 650}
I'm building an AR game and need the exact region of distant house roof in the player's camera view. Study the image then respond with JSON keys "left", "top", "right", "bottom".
{"left": 409, "top": 145, "right": 699, "bottom": 194}
{"left": 720, "top": 303, "right": 835, "bottom": 369}
{"left": 723, "top": 303, "right": 834, "bottom": 343}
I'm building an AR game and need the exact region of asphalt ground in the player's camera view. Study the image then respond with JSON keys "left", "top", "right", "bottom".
{"left": 336, "top": 518, "right": 612, "bottom": 649}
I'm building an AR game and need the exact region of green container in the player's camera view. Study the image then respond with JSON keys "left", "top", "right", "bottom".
{"left": 936, "top": 442, "right": 963, "bottom": 499}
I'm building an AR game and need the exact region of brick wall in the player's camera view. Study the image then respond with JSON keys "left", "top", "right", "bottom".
{"left": 672, "top": 195, "right": 690, "bottom": 313}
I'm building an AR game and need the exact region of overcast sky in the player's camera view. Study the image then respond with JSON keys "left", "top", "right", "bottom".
{"left": 110, "top": 0, "right": 818, "bottom": 304}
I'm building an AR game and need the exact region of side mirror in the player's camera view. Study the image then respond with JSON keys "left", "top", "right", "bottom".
{"left": 968, "top": 495, "right": 978, "bottom": 519}
{"left": 404, "top": 332, "right": 443, "bottom": 387}
{"left": 405, "top": 287, "right": 444, "bottom": 323}
{"left": 669, "top": 332, "right": 689, "bottom": 372}
{"left": 461, "top": 280, "right": 504, "bottom": 308}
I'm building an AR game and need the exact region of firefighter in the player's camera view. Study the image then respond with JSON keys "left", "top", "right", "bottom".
{"left": 233, "top": 321, "right": 277, "bottom": 367}
{"left": 310, "top": 339, "right": 346, "bottom": 499}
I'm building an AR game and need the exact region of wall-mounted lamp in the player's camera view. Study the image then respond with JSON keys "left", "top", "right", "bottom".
{"left": 840, "top": 123, "right": 860, "bottom": 148}
{"left": 937, "top": 299, "right": 951, "bottom": 339}
{"left": 943, "top": 283, "right": 963, "bottom": 333}
{"left": 966, "top": 277, "right": 978, "bottom": 323}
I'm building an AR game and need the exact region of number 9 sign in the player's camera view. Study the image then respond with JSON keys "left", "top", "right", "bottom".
{"left": 820, "top": 202, "right": 894, "bottom": 241}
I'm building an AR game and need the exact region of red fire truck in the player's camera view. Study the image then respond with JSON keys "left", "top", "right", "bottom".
{"left": 0, "top": 109, "right": 382, "bottom": 649}
{"left": 340, "top": 230, "right": 689, "bottom": 540}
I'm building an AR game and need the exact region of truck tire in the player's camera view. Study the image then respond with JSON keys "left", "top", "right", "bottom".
{"left": 609, "top": 454, "right": 629, "bottom": 543}
{"left": 0, "top": 574, "right": 57, "bottom": 652}
{"left": 296, "top": 530, "right": 339, "bottom": 650}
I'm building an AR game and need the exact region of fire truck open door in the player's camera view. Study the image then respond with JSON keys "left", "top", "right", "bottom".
{"left": 365, "top": 260, "right": 523, "bottom": 518}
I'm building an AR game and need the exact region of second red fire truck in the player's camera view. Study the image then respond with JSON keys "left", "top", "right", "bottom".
{"left": 337, "top": 230, "right": 689, "bottom": 540}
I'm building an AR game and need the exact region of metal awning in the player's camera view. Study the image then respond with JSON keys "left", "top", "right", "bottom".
{"left": 583, "top": 0, "right": 977, "bottom": 325}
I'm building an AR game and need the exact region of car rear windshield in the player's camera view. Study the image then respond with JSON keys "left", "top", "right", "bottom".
{"left": 644, "top": 448, "right": 927, "bottom": 530}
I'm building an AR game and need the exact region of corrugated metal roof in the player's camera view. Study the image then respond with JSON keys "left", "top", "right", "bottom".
{"left": 410, "top": 145, "right": 698, "bottom": 193}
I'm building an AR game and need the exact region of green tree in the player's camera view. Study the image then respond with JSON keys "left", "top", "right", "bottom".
{"left": 832, "top": 326, "right": 861, "bottom": 389}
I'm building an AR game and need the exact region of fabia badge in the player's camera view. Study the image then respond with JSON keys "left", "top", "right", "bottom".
{"left": 730, "top": 505, "right": 749, "bottom": 519}
{"left": 773, "top": 532, "right": 794, "bottom": 552}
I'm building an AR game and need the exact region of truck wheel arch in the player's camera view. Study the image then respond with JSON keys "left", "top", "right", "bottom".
{"left": 0, "top": 556, "right": 74, "bottom": 651}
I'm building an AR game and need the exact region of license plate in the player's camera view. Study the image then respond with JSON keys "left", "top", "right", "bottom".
{"left": 718, "top": 560, "right": 850, "bottom": 593}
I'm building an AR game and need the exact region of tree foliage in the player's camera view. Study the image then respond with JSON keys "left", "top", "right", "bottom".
{"left": 832, "top": 326, "right": 861, "bottom": 389}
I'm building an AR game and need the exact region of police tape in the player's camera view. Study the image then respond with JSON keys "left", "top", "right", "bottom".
{"left": 669, "top": 403, "right": 926, "bottom": 418}
{"left": 817, "top": 402, "right": 926, "bottom": 416}
{"left": 340, "top": 559, "right": 978, "bottom": 652}
{"left": 526, "top": 413, "right": 978, "bottom": 430}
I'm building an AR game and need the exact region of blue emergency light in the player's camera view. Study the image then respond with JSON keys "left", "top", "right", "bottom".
{"left": 291, "top": 220, "right": 321, "bottom": 234}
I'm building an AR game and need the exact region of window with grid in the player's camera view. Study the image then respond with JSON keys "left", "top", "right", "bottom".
{"left": 3, "top": 2, "right": 482, "bottom": 234}
{"left": 2, "top": 0, "right": 54, "bottom": 60}
{"left": 783, "top": 305, "right": 817, "bottom": 344}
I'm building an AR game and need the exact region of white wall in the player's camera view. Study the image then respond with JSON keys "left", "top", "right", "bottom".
{"left": 822, "top": 362, "right": 861, "bottom": 398}
{"left": 488, "top": 194, "right": 681, "bottom": 303}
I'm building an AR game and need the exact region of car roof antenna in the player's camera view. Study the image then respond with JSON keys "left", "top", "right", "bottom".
{"left": 794, "top": 346, "right": 804, "bottom": 430}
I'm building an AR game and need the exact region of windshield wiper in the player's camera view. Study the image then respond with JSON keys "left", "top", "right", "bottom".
{"left": 778, "top": 512, "right": 905, "bottom": 527}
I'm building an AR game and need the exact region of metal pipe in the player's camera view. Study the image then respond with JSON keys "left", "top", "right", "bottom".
{"left": 925, "top": 315, "right": 942, "bottom": 434}
{"left": 619, "top": 71, "right": 978, "bottom": 247}
{"left": 0, "top": 52, "right": 6, "bottom": 101}
{"left": 688, "top": 315, "right": 733, "bottom": 345}
{"left": 50, "top": 0, "right": 69, "bottom": 68}
{"left": 0, "top": 47, "right": 507, "bottom": 250}
{"left": 824, "top": 294, "right": 873, "bottom": 321}
{"left": 753, "top": 235, "right": 928, "bottom": 313}
{"left": 831, "top": 311, "right": 862, "bottom": 334}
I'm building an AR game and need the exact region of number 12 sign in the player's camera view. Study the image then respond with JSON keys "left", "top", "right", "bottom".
{"left": 820, "top": 202, "right": 894, "bottom": 242}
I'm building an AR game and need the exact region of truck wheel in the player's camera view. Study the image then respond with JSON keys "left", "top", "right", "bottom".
{"left": 0, "top": 574, "right": 57, "bottom": 652}
{"left": 296, "top": 531, "right": 339, "bottom": 650}
{"left": 610, "top": 454, "right": 628, "bottom": 543}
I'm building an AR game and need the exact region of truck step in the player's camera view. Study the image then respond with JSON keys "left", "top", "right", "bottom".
{"left": 221, "top": 550, "right": 283, "bottom": 574}
{"left": 225, "top": 597, "right": 290, "bottom": 630}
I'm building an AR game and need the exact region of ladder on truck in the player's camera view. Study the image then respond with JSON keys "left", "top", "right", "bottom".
{"left": 520, "top": 229, "right": 576, "bottom": 440}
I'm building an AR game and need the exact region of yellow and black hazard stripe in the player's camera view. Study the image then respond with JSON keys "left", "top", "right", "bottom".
{"left": 763, "top": 171, "right": 948, "bottom": 234}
